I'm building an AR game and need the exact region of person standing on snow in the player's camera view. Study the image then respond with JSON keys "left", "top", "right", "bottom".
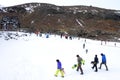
{"left": 76, "top": 55, "right": 84, "bottom": 75}
{"left": 83, "top": 43, "right": 85, "bottom": 49}
{"left": 99, "top": 53, "right": 108, "bottom": 71}
{"left": 54, "top": 59, "right": 64, "bottom": 78}
{"left": 92, "top": 55, "right": 99, "bottom": 72}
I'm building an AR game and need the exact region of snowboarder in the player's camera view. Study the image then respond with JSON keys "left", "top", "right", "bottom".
{"left": 54, "top": 59, "right": 64, "bottom": 78}
{"left": 72, "top": 60, "right": 85, "bottom": 69}
{"left": 76, "top": 55, "right": 84, "bottom": 75}
{"left": 91, "top": 55, "right": 99, "bottom": 72}
{"left": 99, "top": 53, "right": 108, "bottom": 71}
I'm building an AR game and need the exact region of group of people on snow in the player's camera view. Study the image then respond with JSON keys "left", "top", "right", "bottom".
{"left": 91, "top": 53, "right": 108, "bottom": 72}
{"left": 54, "top": 53, "right": 108, "bottom": 78}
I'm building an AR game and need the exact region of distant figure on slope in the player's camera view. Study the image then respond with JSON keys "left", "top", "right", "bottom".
{"left": 114, "top": 43, "right": 116, "bottom": 47}
{"left": 91, "top": 55, "right": 99, "bottom": 72}
{"left": 83, "top": 43, "right": 85, "bottom": 49}
{"left": 99, "top": 53, "right": 108, "bottom": 71}
{"left": 76, "top": 55, "right": 84, "bottom": 75}
{"left": 86, "top": 49, "right": 88, "bottom": 54}
{"left": 69, "top": 36, "right": 72, "bottom": 40}
{"left": 54, "top": 59, "right": 64, "bottom": 78}
{"left": 60, "top": 33, "right": 63, "bottom": 38}
{"left": 101, "top": 41, "right": 103, "bottom": 45}
{"left": 46, "top": 34, "right": 49, "bottom": 38}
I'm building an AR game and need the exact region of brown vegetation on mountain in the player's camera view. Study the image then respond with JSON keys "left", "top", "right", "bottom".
{"left": 0, "top": 3, "right": 120, "bottom": 41}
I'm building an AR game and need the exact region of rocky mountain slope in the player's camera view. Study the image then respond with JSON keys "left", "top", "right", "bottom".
{"left": 0, "top": 3, "right": 120, "bottom": 41}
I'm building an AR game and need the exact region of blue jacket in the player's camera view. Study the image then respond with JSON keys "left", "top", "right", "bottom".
{"left": 102, "top": 54, "right": 106, "bottom": 63}
{"left": 57, "top": 61, "right": 62, "bottom": 69}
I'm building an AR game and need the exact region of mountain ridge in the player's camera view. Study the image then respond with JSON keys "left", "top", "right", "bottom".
{"left": 0, "top": 3, "right": 120, "bottom": 41}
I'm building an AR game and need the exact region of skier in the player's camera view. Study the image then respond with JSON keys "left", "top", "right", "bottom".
{"left": 91, "top": 55, "right": 99, "bottom": 72}
{"left": 76, "top": 55, "right": 84, "bottom": 75}
{"left": 99, "top": 53, "right": 108, "bottom": 71}
{"left": 54, "top": 59, "right": 64, "bottom": 78}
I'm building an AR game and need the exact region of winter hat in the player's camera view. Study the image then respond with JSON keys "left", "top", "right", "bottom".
{"left": 56, "top": 59, "right": 59, "bottom": 62}
{"left": 101, "top": 53, "right": 103, "bottom": 56}
{"left": 76, "top": 55, "right": 79, "bottom": 57}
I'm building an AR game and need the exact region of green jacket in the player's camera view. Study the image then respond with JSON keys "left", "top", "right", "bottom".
{"left": 77, "top": 57, "right": 85, "bottom": 65}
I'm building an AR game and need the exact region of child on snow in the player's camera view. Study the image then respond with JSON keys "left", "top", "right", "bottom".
{"left": 54, "top": 59, "right": 64, "bottom": 78}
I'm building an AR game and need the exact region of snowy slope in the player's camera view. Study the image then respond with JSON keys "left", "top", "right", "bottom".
{"left": 0, "top": 31, "right": 120, "bottom": 80}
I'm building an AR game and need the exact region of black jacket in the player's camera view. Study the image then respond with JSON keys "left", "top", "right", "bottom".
{"left": 94, "top": 55, "right": 99, "bottom": 64}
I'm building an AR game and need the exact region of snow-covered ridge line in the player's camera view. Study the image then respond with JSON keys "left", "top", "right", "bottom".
{"left": 1, "top": 3, "right": 118, "bottom": 14}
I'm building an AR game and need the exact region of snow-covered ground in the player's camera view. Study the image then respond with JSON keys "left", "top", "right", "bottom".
{"left": 0, "top": 31, "right": 120, "bottom": 80}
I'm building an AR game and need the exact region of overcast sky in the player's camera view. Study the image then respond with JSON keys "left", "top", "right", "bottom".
{"left": 0, "top": 0, "right": 120, "bottom": 10}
